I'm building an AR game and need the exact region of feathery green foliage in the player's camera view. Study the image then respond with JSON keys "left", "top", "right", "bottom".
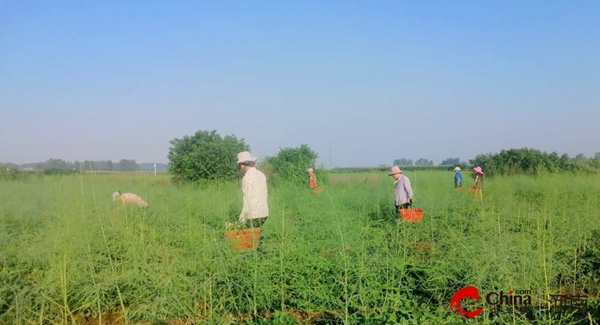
{"left": 168, "top": 130, "right": 250, "bottom": 184}
{"left": 266, "top": 144, "right": 318, "bottom": 185}
{"left": 0, "top": 171, "right": 599, "bottom": 324}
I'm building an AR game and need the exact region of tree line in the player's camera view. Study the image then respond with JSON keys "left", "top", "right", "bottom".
{"left": 25, "top": 159, "right": 140, "bottom": 172}
{"left": 168, "top": 130, "right": 320, "bottom": 185}
{"left": 4, "top": 129, "right": 599, "bottom": 182}
{"left": 393, "top": 157, "right": 468, "bottom": 166}
{"left": 167, "top": 130, "right": 600, "bottom": 185}
{"left": 469, "top": 148, "right": 600, "bottom": 177}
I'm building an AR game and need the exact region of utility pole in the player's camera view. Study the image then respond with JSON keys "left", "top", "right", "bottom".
{"left": 329, "top": 140, "right": 333, "bottom": 169}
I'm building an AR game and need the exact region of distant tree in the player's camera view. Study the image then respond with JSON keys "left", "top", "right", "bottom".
{"left": 38, "top": 158, "right": 70, "bottom": 170}
{"left": 95, "top": 160, "right": 107, "bottom": 171}
{"left": 393, "top": 158, "right": 412, "bottom": 165}
{"left": 107, "top": 160, "right": 113, "bottom": 171}
{"left": 118, "top": 159, "right": 138, "bottom": 172}
{"left": 168, "top": 130, "right": 249, "bottom": 183}
{"left": 428, "top": 160, "right": 434, "bottom": 166}
{"left": 82, "top": 160, "right": 92, "bottom": 171}
{"left": 468, "top": 148, "right": 594, "bottom": 177}
{"left": 266, "top": 144, "right": 318, "bottom": 184}
{"left": 407, "top": 159, "right": 413, "bottom": 166}
{"left": 415, "top": 158, "right": 430, "bottom": 166}
{"left": 595, "top": 152, "right": 600, "bottom": 160}
{"left": 441, "top": 157, "right": 460, "bottom": 165}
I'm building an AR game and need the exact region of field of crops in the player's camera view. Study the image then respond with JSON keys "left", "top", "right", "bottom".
{"left": 1, "top": 171, "right": 599, "bottom": 325}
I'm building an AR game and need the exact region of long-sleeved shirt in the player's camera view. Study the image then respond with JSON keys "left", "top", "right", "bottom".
{"left": 117, "top": 193, "right": 148, "bottom": 207}
{"left": 454, "top": 171, "right": 463, "bottom": 186}
{"left": 239, "top": 167, "right": 269, "bottom": 222}
{"left": 394, "top": 175, "right": 413, "bottom": 206}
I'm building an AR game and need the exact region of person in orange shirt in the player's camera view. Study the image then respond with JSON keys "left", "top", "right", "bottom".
{"left": 307, "top": 168, "right": 318, "bottom": 189}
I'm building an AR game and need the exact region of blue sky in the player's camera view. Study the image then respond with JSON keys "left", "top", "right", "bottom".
{"left": 1, "top": 1, "right": 599, "bottom": 167}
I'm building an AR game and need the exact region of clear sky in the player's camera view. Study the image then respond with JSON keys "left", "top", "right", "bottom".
{"left": 1, "top": 1, "right": 599, "bottom": 167}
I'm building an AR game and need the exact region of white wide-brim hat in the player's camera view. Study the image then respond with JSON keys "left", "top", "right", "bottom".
{"left": 237, "top": 151, "right": 258, "bottom": 164}
{"left": 454, "top": 167, "right": 461, "bottom": 171}
{"left": 389, "top": 166, "right": 402, "bottom": 175}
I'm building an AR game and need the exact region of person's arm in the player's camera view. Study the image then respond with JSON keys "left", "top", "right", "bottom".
{"left": 404, "top": 177, "right": 413, "bottom": 201}
{"left": 239, "top": 175, "right": 251, "bottom": 222}
{"left": 474, "top": 175, "right": 479, "bottom": 186}
{"left": 394, "top": 179, "right": 401, "bottom": 204}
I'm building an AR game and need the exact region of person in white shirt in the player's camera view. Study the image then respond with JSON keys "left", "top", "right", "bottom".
{"left": 235, "top": 151, "right": 269, "bottom": 228}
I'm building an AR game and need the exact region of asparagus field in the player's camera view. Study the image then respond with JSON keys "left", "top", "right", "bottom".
{"left": 1, "top": 171, "right": 599, "bottom": 324}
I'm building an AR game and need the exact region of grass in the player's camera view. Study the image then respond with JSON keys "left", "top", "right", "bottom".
{"left": 0, "top": 171, "right": 599, "bottom": 324}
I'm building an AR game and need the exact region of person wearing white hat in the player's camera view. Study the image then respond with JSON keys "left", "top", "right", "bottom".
{"left": 453, "top": 166, "right": 463, "bottom": 188}
{"left": 389, "top": 166, "right": 413, "bottom": 211}
{"left": 235, "top": 151, "right": 269, "bottom": 228}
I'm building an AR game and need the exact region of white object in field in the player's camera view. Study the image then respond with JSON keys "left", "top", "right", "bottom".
{"left": 112, "top": 191, "right": 148, "bottom": 207}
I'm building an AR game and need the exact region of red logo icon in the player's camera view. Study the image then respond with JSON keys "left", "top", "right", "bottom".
{"left": 449, "top": 286, "right": 484, "bottom": 318}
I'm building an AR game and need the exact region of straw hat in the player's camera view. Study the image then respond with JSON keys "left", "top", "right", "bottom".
{"left": 237, "top": 151, "right": 258, "bottom": 164}
{"left": 454, "top": 167, "right": 461, "bottom": 171}
{"left": 473, "top": 166, "right": 484, "bottom": 175}
{"left": 389, "top": 166, "right": 402, "bottom": 175}
{"left": 307, "top": 168, "right": 314, "bottom": 172}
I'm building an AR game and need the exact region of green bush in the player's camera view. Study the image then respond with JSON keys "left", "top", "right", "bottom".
{"left": 0, "top": 167, "right": 33, "bottom": 181}
{"left": 469, "top": 148, "right": 596, "bottom": 177}
{"left": 42, "top": 168, "right": 79, "bottom": 176}
{"left": 265, "top": 144, "right": 318, "bottom": 185}
{"left": 168, "top": 130, "right": 250, "bottom": 184}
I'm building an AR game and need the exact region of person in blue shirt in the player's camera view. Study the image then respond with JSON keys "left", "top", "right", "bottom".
{"left": 454, "top": 167, "right": 463, "bottom": 188}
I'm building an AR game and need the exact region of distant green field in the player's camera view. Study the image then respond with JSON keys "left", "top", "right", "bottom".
{"left": 1, "top": 171, "right": 599, "bottom": 324}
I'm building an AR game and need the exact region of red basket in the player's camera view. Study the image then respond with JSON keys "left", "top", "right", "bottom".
{"left": 225, "top": 228, "right": 261, "bottom": 251}
{"left": 399, "top": 208, "right": 424, "bottom": 222}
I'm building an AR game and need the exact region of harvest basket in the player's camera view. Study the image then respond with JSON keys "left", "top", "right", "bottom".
{"left": 399, "top": 208, "right": 424, "bottom": 222}
{"left": 225, "top": 228, "right": 261, "bottom": 251}
{"left": 313, "top": 186, "right": 323, "bottom": 194}
{"left": 468, "top": 188, "right": 481, "bottom": 195}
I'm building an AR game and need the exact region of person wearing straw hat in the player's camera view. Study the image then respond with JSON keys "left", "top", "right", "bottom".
{"left": 307, "top": 168, "right": 318, "bottom": 189}
{"left": 473, "top": 166, "right": 484, "bottom": 189}
{"left": 389, "top": 166, "right": 413, "bottom": 211}
{"left": 234, "top": 151, "right": 269, "bottom": 228}
{"left": 453, "top": 166, "right": 463, "bottom": 188}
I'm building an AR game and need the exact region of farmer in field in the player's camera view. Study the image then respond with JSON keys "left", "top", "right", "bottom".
{"left": 389, "top": 166, "right": 413, "bottom": 210}
{"left": 112, "top": 191, "right": 149, "bottom": 207}
{"left": 454, "top": 166, "right": 463, "bottom": 188}
{"left": 234, "top": 151, "right": 269, "bottom": 228}
{"left": 473, "top": 166, "right": 484, "bottom": 189}
{"left": 307, "top": 168, "right": 317, "bottom": 189}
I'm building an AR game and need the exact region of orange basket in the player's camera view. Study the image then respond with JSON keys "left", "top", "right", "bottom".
{"left": 399, "top": 208, "right": 424, "bottom": 222}
{"left": 225, "top": 228, "right": 261, "bottom": 251}
{"left": 313, "top": 186, "right": 323, "bottom": 194}
{"left": 468, "top": 188, "right": 481, "bottom": 195}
